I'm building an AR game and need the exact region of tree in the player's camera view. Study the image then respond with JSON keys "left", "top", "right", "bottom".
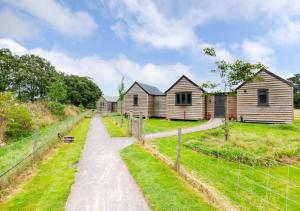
{"left": 63, "top": 74, "right": 102, "bottom": 108}
{"left": 203, "top": 47, "right": 266, "bottom": 141}
{"left": 0, "top": 49, "right": 19, "bottom": 92}
{"left": 118, "top": 76, "right": 126, "bottom": 127}
{"left": 287, "top": 74, "right": 300, "bottom": 108}
{"left": 48, "top": 79, "right": 67, "bottom": 102}
{"left": 13, "top": 54, "right": 57, "bottom": 101}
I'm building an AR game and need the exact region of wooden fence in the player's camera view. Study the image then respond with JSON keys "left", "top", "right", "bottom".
{"left": 129, "top": 112, "right": 144, "bottom": 141}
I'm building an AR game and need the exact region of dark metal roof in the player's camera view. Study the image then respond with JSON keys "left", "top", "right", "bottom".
{"left": 235, "top": 69, "right": 295, "bottom": 90}
{"left": 124, "top": 81, "right": 164, "bottom": 96}
{"left": 137, "top": 82, "right": 164, "bottom": 95}
{"left": 103, "top": 95, "right": 119, "bottom": 102}
{"left": 164, "top": 75, "right": 206, "bottom": 93}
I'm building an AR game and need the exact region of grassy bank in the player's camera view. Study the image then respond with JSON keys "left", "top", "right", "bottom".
{"left": 150, "top": 110, "right": 300, "bottom": 210}
{"left": 0, "top": 117, "right": 91, "bottom": 210}
{"left": 121, "top": 144, "right": 216, "bottom": 211}
{"left": 0, "top": 112, "right": 87, "bottom": 176}
{"left": 103, "top": 115, "right": 207, "bottom": 137}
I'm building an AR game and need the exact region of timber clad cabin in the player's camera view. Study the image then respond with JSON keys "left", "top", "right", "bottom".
{"left": 97, "top": 95, "right": 119, "bottom": 113}
{"left": 123, "top": 70, "right": 294, "bottom": 123}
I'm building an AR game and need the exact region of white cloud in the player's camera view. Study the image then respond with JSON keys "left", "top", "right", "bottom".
{"left": 0, "top": 9, "right": 37, "bottom": 40}
{"left": 108, "top": 0, "right": 197, "bottom": 49}
{"left": 242, "top": 39, "right": 274, "bottom": 65}
{"left": 0, "top": 38, "right": 195, "bottom": 95}
{"left": 5, "top": 0, "right": 97, "bottom": 37}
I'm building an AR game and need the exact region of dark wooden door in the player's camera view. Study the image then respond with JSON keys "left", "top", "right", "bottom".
{"left": 214, "top": 95, "right": 226, "bottom": 117}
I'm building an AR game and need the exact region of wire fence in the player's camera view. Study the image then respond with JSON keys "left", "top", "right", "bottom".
{"left": 141, "top": 125, "right": 300, "bottom": 211}
{"left": 0, "top": 111, "right": 90, "bottom": 189}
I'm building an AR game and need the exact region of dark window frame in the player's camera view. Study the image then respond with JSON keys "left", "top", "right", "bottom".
{"left": 175, "top": 92, "right": 192, "bottom": 106}
{"left": 133, "top": 94, "right": 139, "bottom": 106}
{"left": 257, "top": 89, "right": 269, "bottom": 106}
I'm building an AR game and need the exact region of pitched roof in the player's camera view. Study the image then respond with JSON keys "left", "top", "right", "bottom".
{"left": 125, "top": 82, "right": 164, "bottom": 96}
{"left": 164, "top": 75, "right": 206, "bottom": 93}
{"left": 235, "top": 69, "right": 295, "bottom": 90}
{"left": 137, "top": 82, "right": 164, "bottom": 95}
{"left": 103, "top": 95, "right": 119, "bottom": 102}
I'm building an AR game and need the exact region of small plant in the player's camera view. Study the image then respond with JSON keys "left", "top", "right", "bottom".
{"left": 5, "top": 105, "right": 33, "bottom": 139}
{"left": 79, "top": 103, "right": 85, "bottom": 112}
{"left": 48, "top": 101, "right": 65, "bottom": 116}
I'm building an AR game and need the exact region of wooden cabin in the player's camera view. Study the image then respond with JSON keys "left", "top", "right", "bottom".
{"left": 124, "top": 70, "right": 294, "bottom": 123}
{"left": 124, "top": 82, "right": 166, "bottom": 117}
{"left": 97, "top": 95, "right": 119, "bottom": 113}
{"left": 236, "top": 69, "right": 294, "bottom": 123}
{"left": 206, "top": 94, "right": 237, "bottom": 120}
{"left": 165, "top": 75, "right": 206, "bottom": 120}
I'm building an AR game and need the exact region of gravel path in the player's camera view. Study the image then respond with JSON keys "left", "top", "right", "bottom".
{"left": 66, "top": 115, "right": 150, "bottom": 211}
{"left": 144, "top": 118, "right": 223, "bottom": 140}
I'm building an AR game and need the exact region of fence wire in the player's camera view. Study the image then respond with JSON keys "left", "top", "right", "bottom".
{"left": 0, "top": 111, "right": 89, "bottom": 188}
{"left": 146, "top": 130, "right": 300, "bottom": 211}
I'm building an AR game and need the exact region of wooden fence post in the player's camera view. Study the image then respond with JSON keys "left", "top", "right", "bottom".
{"left": 175, "top": 128, "right": 182, "bottom": 171}
{"left": 129, "top": 112, "right": 133, "bottom": 135}
{"left": 139, "top": 112, "right": 144, "bottom": 143}
{"left": 32, "top": 128, "right": 39, "bottom": 164}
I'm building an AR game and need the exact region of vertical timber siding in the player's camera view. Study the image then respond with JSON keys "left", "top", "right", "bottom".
{"left": 153, "top": 96, "right": 166, "bottom": 117}
{"left": 237, "top": 71, "right": 293, "bottom": 123}
{"left": 166, "top": 77, "right": 204, "bottom": 120}
{"left": 228, "top": 95, "right": 237, "bottom": 120}
{"left": 124, "top": 83, "right": 149, "bottom": 117}
{"left": 206, "top": 96, "right": 214, "bottom": 119}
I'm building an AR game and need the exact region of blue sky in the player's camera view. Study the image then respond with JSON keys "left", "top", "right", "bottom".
{"left": 0, "top": 0, "right": 300, "bottom": 95}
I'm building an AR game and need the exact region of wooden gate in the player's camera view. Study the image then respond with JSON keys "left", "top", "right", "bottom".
{"left": 129, "top": 112, "right": 144, "bottom": 141}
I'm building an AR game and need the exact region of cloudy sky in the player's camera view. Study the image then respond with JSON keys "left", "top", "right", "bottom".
{"left": 0, "top": 0, "right": 300, "bottom": 95}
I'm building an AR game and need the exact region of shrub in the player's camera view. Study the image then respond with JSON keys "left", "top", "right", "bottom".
{"left": 5, "top": 105, "right": 33, "bottom": 139}
{"left": 79, "top": 103, "right": 85, "bottom": 112}
{"left": 48, "top": 102, "right": 65, "bottom": 116}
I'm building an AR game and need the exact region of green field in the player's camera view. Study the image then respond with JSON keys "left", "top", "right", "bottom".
{"left": 0, "top": 118, "right": 91, "bottom": 210}
{"left": 102, "top": 115, "right": 206, "bottom": 137}
{"left": 150, "top": 110, "right": 300, "bottom": 210}
{"left": 0, "top": 112, "right": 87, "bottom": 176}
{"left": 121, "top": 144, "right": 216, "bottom": 211}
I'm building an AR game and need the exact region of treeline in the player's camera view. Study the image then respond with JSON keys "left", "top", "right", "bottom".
{"left": 0, "top": 48, "right": 101, "bottom": 108}
{"left": 288, "top": 74, "right": 300, "bottom": 109}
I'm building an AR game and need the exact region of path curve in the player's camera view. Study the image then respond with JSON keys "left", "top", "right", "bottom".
{"left": 144, "top": 118, "right": 223, "bottom": 140}
{"left": 66, "top": 115, "right": 150, "bottom": 211}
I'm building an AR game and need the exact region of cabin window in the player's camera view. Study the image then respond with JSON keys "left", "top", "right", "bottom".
{"left": 175, "top": 92, "right": 192, "bottom": 105}
{"left": 133, "top": 95, "right": 138, "bottom": 106}
{"left": 257, "top": 89, "right": 269, "bottom": 106}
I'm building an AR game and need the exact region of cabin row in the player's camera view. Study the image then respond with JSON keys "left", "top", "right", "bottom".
{"left": 98, "top": 69, "right": 294, "bottom": 123}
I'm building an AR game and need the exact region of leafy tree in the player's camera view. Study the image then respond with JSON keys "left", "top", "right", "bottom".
{"left": 118, "top": 76, "right": 125, "bottom": 127}
{"left": 287, "top": 74, "right": 300, "bottom": 108}
{"left": 203, "top": 47, "right": 266, "bottom": 141}
{"left": 0, "top": 49, "right": 19, "bottom": 92}
{"left": 14, "top": 54, "right": 58, "bottom": 101}
{"left": 63, "top": 74, "right": 102, "bottom": 108}
{"left": 48, "top": 79, "right": 67, "bottom": 102}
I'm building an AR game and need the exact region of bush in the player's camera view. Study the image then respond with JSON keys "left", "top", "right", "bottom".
{"left": 79, "top": 103, "right": 85, "bottom": 112}
{"left": 48, "top": 102, "right": 65, "bottom": 116}
{"left": 5, "top": 106, "right": 33, "bottom": 139}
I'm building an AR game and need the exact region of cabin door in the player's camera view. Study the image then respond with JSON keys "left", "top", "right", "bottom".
{"left": 214, "top": 95, "right": 226, "bottom": 118}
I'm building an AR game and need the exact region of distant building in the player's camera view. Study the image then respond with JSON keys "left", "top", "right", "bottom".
{"left": 123, "top": 69, "right": 294, "bottom": 123}
{"left": 97, "top": 95, "right": 119, "bottom": 113}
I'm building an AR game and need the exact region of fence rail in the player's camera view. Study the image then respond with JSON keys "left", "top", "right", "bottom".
{"left": 0, "top": 111, "right": 90, "bottom": 189}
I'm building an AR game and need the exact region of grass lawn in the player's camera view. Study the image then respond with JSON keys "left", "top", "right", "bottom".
{"left": 0, "top": 113, "right": 87, "bottom": 176}
{"left": 102, "top": 115, "right": 207, "bottom": 137}
{"left": 151, "top": 110, "right": 300, "bottom": 210}
{"left": 0, "top": 118, "right": 91, "bottom": 211}
{"left": 121, "top": 144, "right": 216, "bottom": 211}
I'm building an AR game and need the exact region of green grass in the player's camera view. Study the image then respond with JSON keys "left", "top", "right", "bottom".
{"left": 0, "top": 112, "right": 87, "bottom": 175}
{"left": 151, "top": 110, "right": 300, "bottom": 210}
{"left": 102, "top": 115, "right": 207, "bottom": 137}
{"left": 102, "top": 115, "right": 130, "bottom": 137}
{"left": 0, "top": 118, "right": 91, "bottom": 211}
{"left": 121, "top": 144, "right": 216, "bottom": 211}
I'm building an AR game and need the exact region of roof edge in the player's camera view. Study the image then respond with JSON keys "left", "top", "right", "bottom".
{"left": 164, "top": 75, "right": 206, "bottom": 93}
